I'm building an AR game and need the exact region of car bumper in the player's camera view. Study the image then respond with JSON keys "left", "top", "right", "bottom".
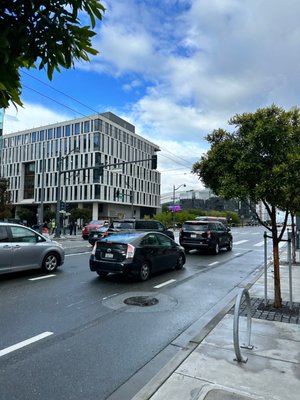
{"left": 179, "top": 239, "right": 213, "bottom": 249}
{"left": 89, "top": 257, "right": 139, "bottom": 276}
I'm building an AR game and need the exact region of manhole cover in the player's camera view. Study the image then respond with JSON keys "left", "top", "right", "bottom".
{"left": 124, "top": 296, "right": 159, "bottom": 307}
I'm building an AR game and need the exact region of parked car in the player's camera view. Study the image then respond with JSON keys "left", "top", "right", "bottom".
{"left": 111, "top": 219, "right": 175, "bottom": 240}
{"left": 179, "top": 220, "right": 232, "bottom": 254}
{"left": 88, "top": 226, "right": 120, "bottom": 246}
{"left": 90, "top": 231, "right": 185, "bottom": 281}
{"left": 0, "top": 222, "right": 65, "bottom": 275}
{"left": 82, "top": 220, "right": 109, "bottom": 240}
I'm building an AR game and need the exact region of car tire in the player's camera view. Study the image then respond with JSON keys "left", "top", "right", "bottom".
{"left": 227, "top": 239, "right": 233, "bottom": 251}
{"left": 213, "top": 242, "right": 219, "bottom": 255}
{"left": 96, "top": 271, "right": 108, "bottom": 277}
{"left": 175, "top": 254, "right": 185, "bottom": 270}
{"left": 42, "top": 252, "right": 59, "bottom": 272}
{"left": 139, "top": 261, "right": 151, "bottom": 281}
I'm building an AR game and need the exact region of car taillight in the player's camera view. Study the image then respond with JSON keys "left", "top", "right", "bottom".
{"left": 103, "top": 231, "right": 109, "bottom": 237}
{"left": 207, "top": 230, "right": 211, "bottom": 239}
{"left": 126, "top": 244, "right": 135, "bottom": 259}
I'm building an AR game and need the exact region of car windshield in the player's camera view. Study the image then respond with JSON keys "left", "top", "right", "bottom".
{"left": 183, "top": 223, "right": 208, "bottom": 231}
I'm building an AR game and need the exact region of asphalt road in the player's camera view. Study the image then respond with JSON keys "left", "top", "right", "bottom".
{"left": 0, "top": 226, "right": 280, "bottom": 400}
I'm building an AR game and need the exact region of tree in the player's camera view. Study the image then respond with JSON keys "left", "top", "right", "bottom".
{"left": 0, "top": 177, "right": 12, "bottom": 219}
{"left": 192, "top": 105, "right": 300, "bottom": 308}
{"left": 0, "top": 0, "right": 105, "bottom": 108}
{"left": 70, "top": 207, "right": 91, "bottom": 226}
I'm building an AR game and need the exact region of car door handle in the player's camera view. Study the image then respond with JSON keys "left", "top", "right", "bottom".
{"left": 13, "top": 245, "right": 22, "bottom": 249}
{"left": 3, "top": 245, "right": 12, "bottom": 249}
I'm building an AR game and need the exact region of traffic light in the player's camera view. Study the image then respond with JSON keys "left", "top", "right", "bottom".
{"left": 151, "top": 154, "right": 157, "bottom": 169}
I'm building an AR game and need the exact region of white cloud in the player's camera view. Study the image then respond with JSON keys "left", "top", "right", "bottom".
{"left": 3, "top": 103, "right": 71, "bottom": 134}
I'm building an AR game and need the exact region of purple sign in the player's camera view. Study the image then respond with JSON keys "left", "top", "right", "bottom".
{"left": 168, "top": 205, "right": 181, "bottom": 212}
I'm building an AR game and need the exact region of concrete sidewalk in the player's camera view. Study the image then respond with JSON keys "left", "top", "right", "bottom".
{"left": 133, "top": 259, "right": 300, "bottom": 400}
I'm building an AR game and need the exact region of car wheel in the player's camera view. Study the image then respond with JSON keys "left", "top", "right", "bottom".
{"left": 213, "top": 242, "right": 219, "bottom": 255}
{"left": 96, "top": 271, "right": 108, "bottom": 277}
{"left": 139, "top": 261, "right": 151, "bottom": 281}
{"left": 227, "top": 239, "right": 233, "bottom": 251}
{"left": 42, "top": 252, "right": 59, "bottom": 272}
{"left": 175, "top": 254, "right": 185, "bottom": 270}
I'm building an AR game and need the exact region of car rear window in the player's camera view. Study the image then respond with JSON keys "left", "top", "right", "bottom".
{"left": 182, "top": 222, "right": 208, "bottom": 231}
{"left": 100, "top": 233, "right": 140, "bottom": 243}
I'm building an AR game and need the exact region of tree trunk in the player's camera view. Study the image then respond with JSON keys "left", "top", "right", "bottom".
{"left": 273, "top": 238, "right": 282, "bottom": 308}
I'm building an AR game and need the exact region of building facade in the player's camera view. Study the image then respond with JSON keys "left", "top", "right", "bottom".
{"left": 0, "top": 112, "right": 161, "bottom": 223}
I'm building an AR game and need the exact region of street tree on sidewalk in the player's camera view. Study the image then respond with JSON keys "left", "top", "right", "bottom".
{"left": 192, "top": 105, "right": 300, "bottom": 308}
{"left": 0, "top": 0, "right": 105, "bottom": 108}
{"left": 0, "top": 177, "right": 12, "bottom": 219}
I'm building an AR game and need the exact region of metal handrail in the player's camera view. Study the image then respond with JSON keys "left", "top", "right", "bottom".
{"left": 233, "top": 288, "right": 253, "bottom": 363}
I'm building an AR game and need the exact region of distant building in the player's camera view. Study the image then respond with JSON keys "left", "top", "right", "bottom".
{"left": 0, "top": 112, "right": 160, "bottom": 222}
{"left": 162, "top": 189, "right": 254, "bottom": 219}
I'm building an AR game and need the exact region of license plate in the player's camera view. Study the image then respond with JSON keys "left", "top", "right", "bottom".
{"left": 105, "top": 253, "right": 114, "bottom": 258}
{"left": 190, "top": 234, "right": 197, "bottom": 238}
{"left": 93, "top": 234, "right": 98, "bottom": 237}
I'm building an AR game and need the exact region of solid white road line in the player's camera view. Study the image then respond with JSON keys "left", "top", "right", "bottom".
{"left": 29, "top": 275, "right": 56, "bottom": 281}
{"left": 234, "top": 240, "right": 249, "bottom": 245}
{"left": 208, "top": 261, "right": 219, "bottom": 266}
{"left": 154, "top": 279, "right": 176, "bottom": 289}
{"left": 0, "top": 331, "right": 53, "bottom": 357}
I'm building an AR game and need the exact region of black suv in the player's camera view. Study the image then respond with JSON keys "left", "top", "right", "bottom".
{"left": 179, "top": 220, "right": 232, "bottom": 254}
{"left": 112, "top": 219, "right": 175, "bottom": 240}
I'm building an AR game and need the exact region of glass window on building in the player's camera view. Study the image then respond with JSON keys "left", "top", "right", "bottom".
{"left": 57, "top": 126, "right": 62, "bottom": 138}
{"left": 66, "top": 125, "right": 71, "bottom": 136}
{"left": 75, "top": 123, "right": 80, "bottom": 134}
{"left": 23, "top": 162, "right": 35, "bottom": 199}
{"left": 94, "top": 132, "right": 100, "bottom": 150}
{"left": 95, "top": 184, "right": 100, "bottom": 199}
{"left": 48, "top": 128, "right": 53, "bottom": 139}
{"left": 84, "top": 120, "right": 90, "bottom": 133}
{"left": 40, "top": 130, "right": 44, "bottom": 141}
{"left": 94, "top": 118, "right": 102, "bottom": 131}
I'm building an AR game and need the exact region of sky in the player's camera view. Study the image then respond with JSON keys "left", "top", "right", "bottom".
{"left": 3, "top": 0, "right": 300, "bottom": 195}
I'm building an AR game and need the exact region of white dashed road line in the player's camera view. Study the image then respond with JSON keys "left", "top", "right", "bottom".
{"left": 29, "top": 275, "right": 56, "bottom": 281}
{"left": 0, "top": 332, "right": 53, "bottom": 357}
{"left": 154, "top": 279, "right": 176, "bottom": 289}
{"left": 208, "top": 261, "right": 219, "bottom": 266}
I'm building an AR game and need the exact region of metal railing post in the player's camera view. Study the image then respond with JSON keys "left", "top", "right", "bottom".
{"left": 287, "top": 231, "right": 293, "bottom": 310}
{"left": 264, "top": 231, "right": 268, "bottom": 306}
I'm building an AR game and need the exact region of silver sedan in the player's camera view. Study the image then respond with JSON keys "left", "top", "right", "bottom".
{"left": 0, "top": 222, "right": 65, "bottom": 275}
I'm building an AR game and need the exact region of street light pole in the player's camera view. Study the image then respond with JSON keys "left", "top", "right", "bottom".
{"left": 172, "top": 183, "right": 186, "bottom": 228}
{"left": 127, "top": 178, "right": 134, "bottom": 218}
{"left": 55, "top": 150, "right": 62, "bottom": 237}
{"left": 54, "top": 147, "right": 80, "bottom": 238}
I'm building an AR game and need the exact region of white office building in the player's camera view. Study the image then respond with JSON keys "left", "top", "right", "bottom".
{"left": 0, "top": 112, "right": 161, "bottom": 222}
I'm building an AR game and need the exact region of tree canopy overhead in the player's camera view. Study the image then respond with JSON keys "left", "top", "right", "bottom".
{"left": 0, "top": 0, "right": 105, "bottom": 108}
{"left": 192, "top": 104, "right": 300, "bottom": 308}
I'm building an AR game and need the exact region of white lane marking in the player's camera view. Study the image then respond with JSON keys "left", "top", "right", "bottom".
{"left": 254, "top": 241, "right": 264, "bottom": 247}
{"left": 208, "top": 261, "right": 219, "bottom": 266}
{"left": 65, "top": 252, "right": 91, "bottom": 257}
{"left": 102, "top": 293, "right": 119, "bottom": 300}
{"left": 154, "top": 279, "right": 176, "bottom": 289}
{"left": 234, "top": 253, "right": 241, "bottom": 256}
{"left": 29, "top": 275, "right": 56, "bottom": 281}
{"left": 234, "top": 240, "right": 249, "bottom": 245}
{"left": 0, "top": 331, "right": 53, "bottom": 357}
